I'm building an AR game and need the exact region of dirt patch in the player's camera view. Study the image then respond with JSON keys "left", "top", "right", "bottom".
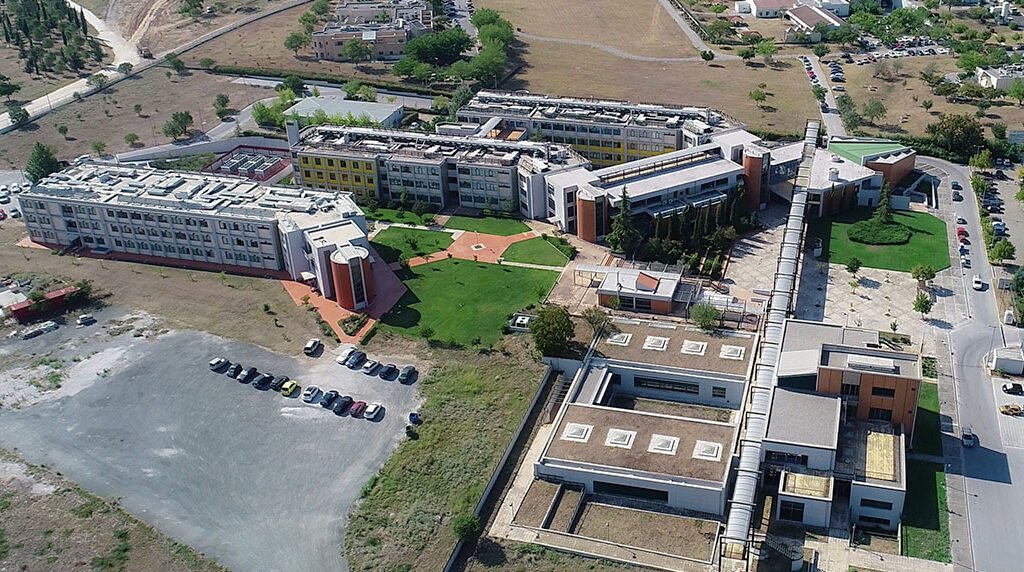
{"left": 0, "top": 449, "right": 225, "bottom": 572}
{"left": 513, "top": 479, "right": 558, "bottom": 527}
{"left": 104, "top": 0, "right": 277, "bottom": 54}
{"left": 547, "top": 487, "right": 580, "bottom": 533}
{"left": 574, "top": 502, "right": 717, "bottom": 561}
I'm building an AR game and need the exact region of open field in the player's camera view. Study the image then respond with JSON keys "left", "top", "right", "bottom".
{"left": 502, "top": 237, "right": 568, "bottom": 266}
{"left": 842, "top": 55, "right": 1024, "bottom": 139}
{"left": 479, "top": 0, "right": 697, "bottom": 57}
{"left": 902, "top": 460, "right": 951, "bottom": 562}
{"left": 445, "top": 214, "right": 531, "bottom": 236}
{"left": 0, "top": 450, "right": 225, "bottom": 572}
{"left": 371, "top": 227, "right": 455, "bottom": 263}
{"left": 0, "top": 48, "right": 110, "bottom": 103}
{"left": 179, "top": 4, "right": 403, "bottom": 82}
{"left": 381, "top": 258, "right": 557, "bottom": 345}
{"left": 809, "top": 209, "right": 951, "bottom": 272}
{"left": 503, "top": 41, "right": 818, "bottom": 136}
{"left": 345, "top": 335, "right": 547, "bottom": 571}
{"left": 0, "top": 68, "right": 269, "bottom": 168}
{"left": 915, "top": 382, "right": 943, "bottom": 456}
{"left": 0, "top": 222, "right": 321, "bottom": 355}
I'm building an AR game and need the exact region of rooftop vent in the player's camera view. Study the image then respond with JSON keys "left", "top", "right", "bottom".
{"left": 604, "top": 428, "right": 637, "bottom": 449}
{"left": 682, "top": 340, "right": 708, "bottom": 356}
{"left": 846, "top": 354, "right": 897, "bottom": 373}
{"left": 643, "top": 336, "right": 670, "bottom": 351}
{"left": 561, "top": 423, "right": 593, "bottom": 443}
{"left": 648, "top": 434, "right": 680, "bottom": 456}
{"left": 720, "top": 345, "right": 746, "bottom": 361}
{"left": 607, "top": 333, "right": 632, "bottom": 347}
{"left": 692, "top": 440, "right": 723, "bottom": 462}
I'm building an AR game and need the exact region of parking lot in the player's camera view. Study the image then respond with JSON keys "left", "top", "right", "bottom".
{"left": 980, "top": 168, "right": 1024, "bottom": 267}
{"left": 0, "top": 310, "right": 423, "bottom": 572}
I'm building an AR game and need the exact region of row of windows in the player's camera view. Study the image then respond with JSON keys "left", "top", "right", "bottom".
{"left": 62, "top": 206, "right": 264, "bottom": 234}
{"left": 302, "top": 170, "right": 376, "bottom": 185}
{"left": 25, "top": 214, "right": 52, "bottom": 225}
{"left": 456, "top": 167, "right": 503, "bottom": 178}
{"left": 633, "top": 376, "right": 728, "bottom": 398}
{"left": 387, "top": 192, "right": 442, "bottom": 204}
{"left": 109, "top": 238, "right": 269, "bottom": 262}
{"left": 303, "top": 157, "right": 374, "bottom": 170}
{"left": 389, "top": 164, "right": 441, "bottom": 176}
{"left": 535, "top": 123, "right": 623, "bottom": 136}
{"left": 859, "top": 498, "right": 894, "bottom": 510}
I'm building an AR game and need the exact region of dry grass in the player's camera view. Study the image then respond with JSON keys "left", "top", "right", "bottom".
{"left": 479, "top": 0, "right": 697, "bottom": 57}
{"left": 513, "top": 480, "right": 559, "bottom": 528}
{"left": 547, "top": 487, "right": 580, "bottom": 533}
{"left": 843, "top": 55, "right": 1024, "bottom": 138}
{"left": 503, "top": 40, "right": 818, "bottom": 135}
{"left": 574, "top": 502, "right": 717, "bottom": 561}
{"left": 0, "top": 41, "right": 111, "bottom": 103}
{"left": 0, "top": 68, "right": 271, "bottom": 168}
{"left": 0, "top": 222, "right": 321, "bottom": 354}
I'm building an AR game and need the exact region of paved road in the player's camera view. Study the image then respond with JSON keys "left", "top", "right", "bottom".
{"left": 805, "top": 58, "right": 847, "bottom": 137}
{"left": 0, "top": 326, "right": 421, "bottom": 572}
{"left": 655, "top": 0, "right": 714, "bottom": 54}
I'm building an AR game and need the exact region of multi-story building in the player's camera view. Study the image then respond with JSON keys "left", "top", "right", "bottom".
{"left": 22, "top": 162, "right": 378, "bottom": 312}
{"left": 976, "top": 64, "right": 1024, "bottom": 90}
{"left": 455, "top": 90, "right": 740, "bottom": 168}
{"left": 312, "top": 0, "right": 432, "bottom": 62}
{"left": 287, "top": 123, "right": 589, "bottom": 215}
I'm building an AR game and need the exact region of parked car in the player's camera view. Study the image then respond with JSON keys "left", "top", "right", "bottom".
{"left": 955, "top": 214, "right": 966, "bottom": 224}
{"left": 208, "top": 357, "right": 229, "bottom": 371}
{"left": 270, "top": 375, "right": 289, "bottom": 391}
{"left": 378, "top": 363, "right": 398, "bottom": 380}
{"left": 961, "top": 255, "right": 971, "bottom": 268}
{"left": 350, "top": 400, "right": 368, "bottom": 417}
{"left": 398, "top": 365, "right": 417, "bottom": 384}
{"left": 281, "top": 380, "right": 299, "bottom": 396}
{"left": 237, "top": 367, "right": 258, "bottom": 383}
{"left": 363, "top": 403, "right": 382, "bottom": 420}
{"left": 9, "top": 207, "right": 20, "bottom": 218}
{"left": 346, "top": 350, "right": 367, "bottom": 369}
{"left": 321, "top": 390, "right": 339, "bottom": 408}
{"left": 76, "top": 314, "right": 96, "bottom": 326}
{"left": 251, "top": 373, "right": 273, "bottom": 389}
{"left": 303, "top": 338, "right": 322, "bottom": 356}
{"left": 1003, "top": 383, "right": 1024, "bottom": 395}
{"left": 361, "top": 359, "right": 380, "bottom": 375}
{"left": 302, "top": 385, "right": 321, "bottom": 403}
{"left": 999, "top": 403, "right": 1023, "bottom": 416}
{"left": 957, "top": 227, "right": 968, "bottom": 237}
{"left": 972, "top": 274, "right": 984, "bottom": 290}
{"left": 333, "top": 395, "right": 353, "bottom": 415}
{"left": 952, "top": 190, "right": 963, "bottom": 201}
{"left": 961, "top": 426, "right": 977, "bottom": 448}
{"left": 952, "top": 181, "right": 962, "bottom": 190}
{"left": 336, "top": 344, "right": 357, "bottom": 365}
{"left": 226, "top": 363, "right": 242, "bottom": 378}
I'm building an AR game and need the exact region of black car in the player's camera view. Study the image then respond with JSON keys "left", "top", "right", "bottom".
{"left": 346, "top": 350, "right": 367, "bottom": 369}
{"left": 398, "top": 365, "right": 417, "bottom": 384}
{"left": 252, "top": 373, "right": 273, "bottom": 389}
{"left": 225, "top": 363, "right": 242, "bottom": 378}
{"left": 321, "top": 390, "right": 339, "bottom": 408}
{"left": 270, "top": 375, "right": 289, "bottom": 391}
{"left": 1004, "top": 383, "right": 1024, "bottom": 395}
{"left": 333, "top": 395, "right": 354, "bottom": 415}
{"left": 237, "top": 367, "right": 258, "bottom": 383}
{"left": 379, "top": 363, "right": 398, "bottom": 380}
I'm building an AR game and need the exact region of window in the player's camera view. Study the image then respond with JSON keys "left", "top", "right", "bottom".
{"left": 858, "top": 515, "right": 891, "bottom": 527}
{"left": 841, "top": 383, "right": 859, "bottom": 396}
{"left": 868, "top": 408, "right": 893, "bottom": 422}
{"left": 779, "top": 501, "right": 805, "bottom": 522}
{"left": 635, "top": 377, "right": 699, "bottom": 394}
{"left": 871, "top": 387, "right": 896, "bottom": 398}
{"left": 859, "top": 499, "right": 894, "bottom": 510}
{"left": 766, "top": 451, "right": 808, "bottom": 466}
{"left": 712, "top": 387, "right": 727, "bottom": 399}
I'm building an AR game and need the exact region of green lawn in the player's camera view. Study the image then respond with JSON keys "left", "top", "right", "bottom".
{"left": 807, "top": 209, "right": 950, "bottom": 272}
{"left": 501, "top": 237, "right": 569, "bottom": 267}
{"left": 444, "top": 214, "right": 530, "bottom": 236}
{"left": 366, "top": 207, "right": 433, "bottom": 225}
{"left": 902, "top": 460, "right": 951, "bottom": 562}
{"left": 381, "top": 259, "right": 558, "bottom": 345}
{"left": 370, "top": 227, "right": 454, "bottom": 263}
{"left": 914, "top": 382, "right": 943, "bottom": 456}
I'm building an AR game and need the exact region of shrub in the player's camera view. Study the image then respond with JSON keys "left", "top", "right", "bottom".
{"left": 452, "top": 514, "right": 481, "bottom": 541}
{"left": 691, "top": 303, "right": 722, "bottom": 332}
{"left": 339, "top": 313, "right": 369, "bottom": 336}
{"left": 847, "top": 219, "right": 912, "bottom": 245}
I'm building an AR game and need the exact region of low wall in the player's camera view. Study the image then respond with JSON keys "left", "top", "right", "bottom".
{"left": 115, "top": 136, "right": 289, "bottom": 163}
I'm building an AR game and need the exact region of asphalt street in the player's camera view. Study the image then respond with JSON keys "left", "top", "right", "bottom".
{"left": 0, "top": 327, "right": 421, "bottom": 572}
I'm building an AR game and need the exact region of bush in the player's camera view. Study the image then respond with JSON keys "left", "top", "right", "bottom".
{"left": 339, "top": 313, "right": 369, "bottom": 336}
{"left": 691, "top": 303, "right": 722, "bottom": 332}
{"left": 847, "top": 219, "right": 912, "bottom": 245}
{"left": 541, "top": 234, "right": 576, "bottom": 259}
{"left": 452, "top": 514, "right": 481, "bottom": 541}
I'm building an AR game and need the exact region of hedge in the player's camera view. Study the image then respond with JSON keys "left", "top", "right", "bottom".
{"left": 207, "top": 65, "right": 452, "bottom": 97}
{"left": 847, "top": 219, "right": 912, "bottom": 245}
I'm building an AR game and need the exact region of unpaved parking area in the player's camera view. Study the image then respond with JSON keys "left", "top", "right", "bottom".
{"left": 0, "top": 319, "right": 423, "bottom": 572}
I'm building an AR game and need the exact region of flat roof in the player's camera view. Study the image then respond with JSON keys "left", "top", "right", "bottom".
{"left": 778, "top": 320, "right": 879, "bottom": 378}
{"left": 284, "top": 96, "right": 402, "bottom": 123}
{"left": 543, "top": 403, "right": 735, "bottom": 483}
{"left": 768, "top": 141, "right": 804, "bottom": 165}
{"left": 828, "top": 138, "right": 910, "bottom": 165}
{"left": 753, "top": 0, "right": 795, "bottom": 10}
{"left": 593, "top": 319, "right": 756, "bottom": 378}
{"left": 786, "top": 4, "right": 843, "bottom": 28}
{"left": 808, "top": 148, "right": 877, "bottom": 192}
{"left": 837, "top": 423, "right": 904, "bottom": 487}
{"left": 781, "top": 472, "right": 832, "bottom": 500}
{"left": 765, "top": 388, "right": 841, "bottom": 450}
{"left": 820, "top": 345, "right": 919, "bottom": 378}
{"left": 596, "top": 269, "right": 681, "bottom": 300}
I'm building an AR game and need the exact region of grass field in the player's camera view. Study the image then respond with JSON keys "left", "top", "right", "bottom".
{"left": 371, "top": 227, "right": 454, "bottom": 263}
{"left": 808, "top": 209, "right": 950, "bottom": 272}
{"left": 0, "top": 449, "right": 225, "bottom": 572}
{"left": 381, "top": 259, "right": 558, "bottom": 345}
{"left": 479, "top": 0, "right": 697, "bottom": 57}
{"left": 0, "top": 68, "right": 267, "bottom": 168}
{"left": 502, "top": 41, "right": 818, "bottom": 136}
{"left": 367, "top": 207, "right": 433, "bottom": 225}
{"left": 902, "top": 460, "right": 951, "bottom": 563}
{"left": 345, "top": 337, "right": 546, "bottom": 571}
{"left": 0, "top": 49, "right": 109, "bottom": 103}
{"left": 915, "top": 382, "right": 943, "bottom": 457}
{"left": 501, "top": 237, "right": 568, "bottom": 266}
{"left": 444, "top": 215, "right": 530, "bottom": 236}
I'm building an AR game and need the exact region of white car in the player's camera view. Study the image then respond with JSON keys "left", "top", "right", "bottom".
{"left": 302, "top": 385, "right": 321, "bottom": 403}
{"left": 336, "top": 344, "right": 357, "bottom": 365}
{"left": 972, "top": 274, "right": 983, "bottom": 290}
{"left": 363, "top": 402, "right": 382, "bottom": 420}
{"left": 303, "top": 337, "right": 322, "bottom": 356}
{"left": 955, "top": 214, "right": 966, "bottom": 224}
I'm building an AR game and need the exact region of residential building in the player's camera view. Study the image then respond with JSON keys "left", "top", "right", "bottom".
{"left": 737, "top": 0, "right": 849, "bottom": 17}
{"left": 455, "top": 90, "right": 738, "bottom": 168}
{"left": 312, "top": 22, "right": 423, "bottom": 61}
{"left": 287, "top": 123, "right": 589, "bottom": 214}
{"left": 22, "top": 162, "right": 377, "bottom": 312}
{"left": 976, "top": 64, "right": 1024, "bottom": 90}
{"left": 785, "top": 4, "right": 844, "bottom": 42}
{"left": 283, "top": 96, "right": 404, "bottom": 128}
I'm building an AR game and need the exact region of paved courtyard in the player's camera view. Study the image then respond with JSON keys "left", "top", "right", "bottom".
{"left": 724, "top": 204, "right": 790, "bottom": 297}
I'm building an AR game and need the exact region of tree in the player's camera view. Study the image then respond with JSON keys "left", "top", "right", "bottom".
{"left": 1009, "top": 78, "right": 1024, "bottom": 105}
{"left": 412, "top": 200, "right": 430, "bottom": 223}
{"left": 133, "top": 104, "right": 143, "bottom": 116}
{"left": 749, "top": 88, "right": 768, "bottom": 108}
{"left": 992, "top": 122, "right": 1008, "bottom": 140}
{"left": 56, "top": 124, "right": 69, "bottom": 139}
{"left": 755, "top": 39, "right": 777, "bottom": 64}
{"left": 404, "top": 27, "right": 472, "bottom": 66}
{"left": 812, "top": 44, "right": 830, "bottom": 59}
{"left": 913, "top": 290, "right": 934, "bottom": 319}
{"left": 957, "top": 50, "right": 985, "bottom": 72}
{"left": 529, "top": 305, "right": 575, "bottom": 356}
{"left": 700, "top": 50, "right": 715, "bottom": 64}
{"left": 214, "top": 93, "right": 230, "bottom": 111}
{"left": 812, "top": 85, "right": 827, "bottom": 102}
{"left": 738, "top": 47, "right": 756, "bottom": 64}
{"left": 873, "top": 183, "right": 894, "bottom": 224}
{"left": 472, "top": 43, "right": 508, "bottom": 87}
{"left": 299, "top": 11, "right": 319, "bottom": 35}
{"left": 6, "top": 103, "right": 28, "bottom": 126}
{"left": 162, "top": 111, "right": 194, "bottom": 139}
{"left": 165, "top": 53, "right": 186, "bottom": 75}
{"left": 342, "top": 39, "right": 373, "bottom": 66}
{"left": 199, "top": 57, "right": 216, "bottom": 69}
{"left": 969, "top": 148, "right": 994, "bottom": 171}
{"left": 605, "top": 188, "right": 640, "bottom": 254}
{"left": 90, "top": 141, "right": 106, "bottom": 156}
{"left": 911, "top": 263, "right": 936, "bottom": 283}
{"left": 124, "top": 132, "right": 139, "bottom": 146}
{"left": 925, "top": 114, "right": 985, "bottom": 157}
{"left": 452, "top": 514, "right": 481, "bottom": 542}
{"left": 279, "top": 75, "right": 306, "bottom": 95}
{"left": 921, "top": 99, "right": 934, "bottom": 112}
{"left": 992, "top": 239, "right": 1016, "bottom": 264}
{"left": 706, "top": 20, "right": 734, "bottom": 42}
{"left": 311, "top": 0, "right": 331, "bottom": 16}
{"left": 861, "top": 98, "right": 887, "bottom": 124}
{"left": 846, "top": 257, "right": 862, "bottom": 277}
{"left": 284, "top": 32, "right": 309, "bottom": 56}
{"left": 691, "top": 303, "right": 722, "bottom": 332}
{"left": 0, "top": 74, "right": 21, "bottom": 101}
{"left": 432, "top": 95, "right": 451, "bottom": 112}
{"left": 117, "top": 62, "right": 133, "bottom": 75}
{"left": 86, "top": 73, "right": 107, "bottom": 90}
{"left": 25, "top": 143, "right": 60, "bottom": 183}
{"left": 581, "top": 306, "right": 611, "bottom": 338}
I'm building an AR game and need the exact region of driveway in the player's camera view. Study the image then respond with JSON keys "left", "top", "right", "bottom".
{"left": 0, "top": 321, "right": 422, "bottom": 572}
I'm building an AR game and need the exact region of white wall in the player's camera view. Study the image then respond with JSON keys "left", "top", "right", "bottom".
{"left": 776, "top": 492, "right": 832, "bottom": 528}
{"left": 761, "top": 440, "right": 836, "bottom": 472}
{"left": 605, "top": 361, "right": 746, "bottom": 409}
{"left": 850, "top": 481, "right": 905, "bottom": 531}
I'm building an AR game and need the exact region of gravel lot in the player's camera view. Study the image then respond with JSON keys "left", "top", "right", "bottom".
{"left": 0, "top": 313, "right": 423, "bottom": 572}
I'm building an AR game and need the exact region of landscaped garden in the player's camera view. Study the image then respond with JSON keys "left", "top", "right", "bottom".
{"left": 444, "top": 214, "right": 531, "bottom": 236}
{"left": 370, "top": 227, "right": 454, "bottom": 263}
{"left": 808, "top": 208, "right": 950, "bottom": 272}
{"left": 501, "top": 237, "right": 569, "bottom": 267}
{"left": 380, "top": 258, "right": 558, "bottom": 345}
{"left": 902, "top": 460, "right": 951, "bottom": 562}
{"left": 365, "top": 206, "right": 434, "bottom": 226}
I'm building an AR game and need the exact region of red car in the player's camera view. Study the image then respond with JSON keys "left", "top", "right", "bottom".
{"left": 0, "top": 209, "right": 6, "bottom": 221}
{"left": 957, "top": 227, "right": 968, "bottom": 237}
{"left": 350, "top": 400, "right": 368, "bottom": 417}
